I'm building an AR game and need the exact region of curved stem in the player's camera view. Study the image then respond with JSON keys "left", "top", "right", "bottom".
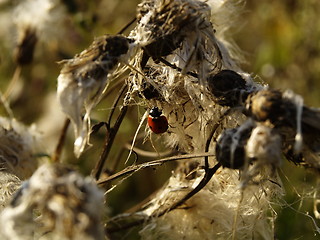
{"left": 52, "top": 118, "right": 70, "bottom": 163}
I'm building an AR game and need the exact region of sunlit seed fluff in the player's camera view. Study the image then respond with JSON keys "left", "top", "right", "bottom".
{"left": 206, "top": 0, "right": 246, "bottom": 64}
{"left": 239, "top": 122, "right": 283, "bottom": 187}
{"left": 139, "top": 168, "right": 280, "bottom": 240}
{"left": 13, "top": 0, "right": 66, "bottom": 44}
{"left": 0, "top": 163, "right": 105, "bottom": 240}
{"left": 0, "top": 172, "right": 21, "bottom": 211}
{"left": 57, "top": 35, "right": 134, "bottom": 157}
{"left": 246, "top": 123, "right": 282, "bottom": 165}
{"left": 0, "top": 117, "right": 40, "bottom": 180}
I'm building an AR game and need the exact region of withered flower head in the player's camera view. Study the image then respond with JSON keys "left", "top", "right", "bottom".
{"left": 216, "top": 120, "right": 282, "bottom": 187}
{"left": 0, "top": 117, "right": 40, "bottom": 180}
{"left": 207, "top": 69, "right": 250, "bottom": 107}
{"left": 133, "top": 0, "right": 221, "bottom": 78}
{"left": 245, "top": 89, "right": 284, "bottom": 123}
{"left": 0, "top": 164, "right": 105, "bottom": 240}
{"left": 216, "top": 120, "right": 255, "bottom": 169}
{"left": 0, "top": 172, "right": 21, "bottom": 211}
{"left": 57, "top": 35, "right": 133, "bottom": 157}
{"left": 136, "top": 0, "right": 211, "bottom": 59}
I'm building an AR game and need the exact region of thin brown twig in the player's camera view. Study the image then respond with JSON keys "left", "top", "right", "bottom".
{"left": 102, "top": 77, "right": 126, "bottom": 101}
{"left": 107, "top": 84, "right": 128, "bottom": 125}
{"left": 93, "top": 105, "right": 128, "bottom": 180}
{"left": 52, "top": 118, "right": 70, "bottom": 163}
{"left": 124, "top": 143, "right": 174, "bottom": 158}
{"left": 97, "top": 152, "right": 215, "bottom": 185}
{"left": 103, "top": 135, "right": 175, "bottom": 181}
{"left": 92, "top": 84, "right": 128, "bottom": 180}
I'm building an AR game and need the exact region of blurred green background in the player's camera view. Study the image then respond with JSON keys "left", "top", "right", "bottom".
{"left": 0, "top": 0, "right": 320, "bottom": 239}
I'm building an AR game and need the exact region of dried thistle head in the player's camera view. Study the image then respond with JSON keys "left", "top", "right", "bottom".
{"left": 216, "top": 118, "right": 282, "bottom": 185}
{"left": 57, "top": 35, "right": 134, "bottom": 157}
{"left": 0, "top": 164, "right": 105, "bottom": 240}
{"left": 136, "top": 0, "right": 211, "bottom": 58}
{"left": 0, "top": 117, "right": 40, "bottom": 180}
{"left": 0, "top": 172, "right": 21, "bottom": 211}
{"left": 245, "top": 89, "right": 284, "bottom": 123}
{"left": 216, "top": 120, "right": 256, "bottom": 169}
{"left": 126, "top": 0, "right": 264, "bottom": 155}
{"left": 207, "top": 69, "right": 253, "bottom": 107}
{"left": 132, "top": 0, "right": 225, "bottom": 80}
{"left": 59, "top": 35, "right": 132, "bottom": 80}
{"left": 245, "top": 89, "right": 320, "bottom": 170}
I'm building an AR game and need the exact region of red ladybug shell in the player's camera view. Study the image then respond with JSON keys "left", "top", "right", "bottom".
{"left": 148, "top": 107, "right": 168, "bottom": 134}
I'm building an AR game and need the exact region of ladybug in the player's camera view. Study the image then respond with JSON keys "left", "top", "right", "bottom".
{"left": 148, "top": 107, "right": 168, "bottom": 134}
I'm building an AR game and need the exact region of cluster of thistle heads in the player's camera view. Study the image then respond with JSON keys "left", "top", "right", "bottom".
{"left": 0, "top": 0, "right": 320, "bottom": 239}
{"left": 56, "top": 0, "right": 320, "bottom": 236}
{"left": 58, "top": 0, "right": 320, "bottom": 172}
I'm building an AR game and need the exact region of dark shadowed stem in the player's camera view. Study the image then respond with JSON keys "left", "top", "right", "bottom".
{"left": 102, "top": 78, "right": 125, "bottom": 101}
{"left": 118, "top": 17, "right": 136, "bottom": 34}
{"left": 93, "top": 105, "right": 127, "bottom": 180}
{"left": 52, "top": 118, "right": 70, "bottom": 163}
{"left": 107, "top": 84, "right": 128, "bottom": 125}
{"left": 92, "top": 84, "right": 128, "bottom": 180}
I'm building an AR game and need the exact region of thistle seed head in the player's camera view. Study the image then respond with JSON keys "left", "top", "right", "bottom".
{"left": 0, "top": 164, "right": 105, "bottom": 240}
{"left": 57, "top": 35, "right": 134, "bottom": 157}
{"left": 0, "top": 117, "right": 40, "bottom": 180}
